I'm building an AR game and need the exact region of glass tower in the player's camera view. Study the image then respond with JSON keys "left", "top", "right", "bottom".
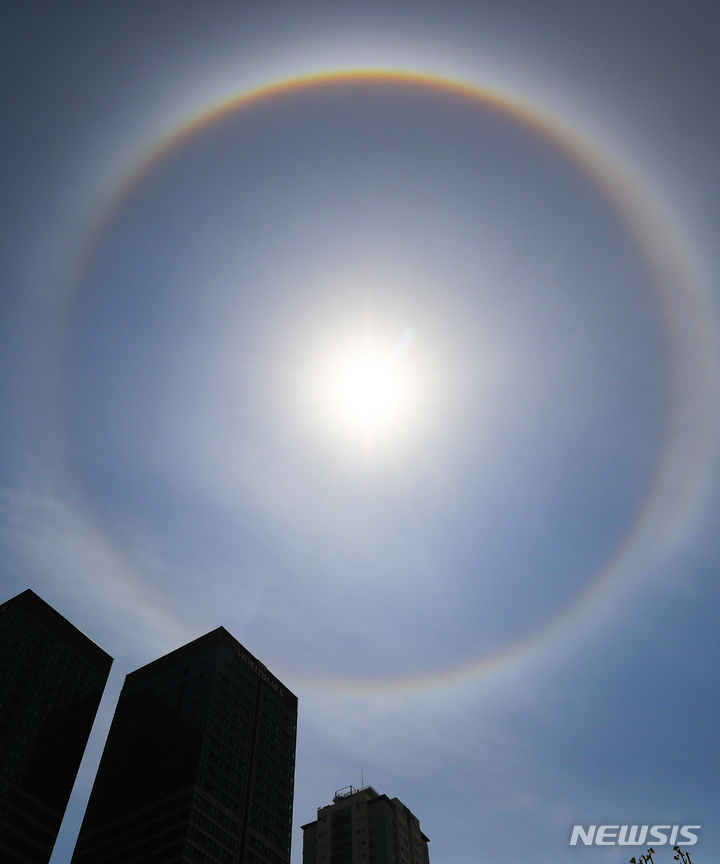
{"left": 302, "top": 786, "right": 430, "bottom": 864}
{"left": 0, "top": 589, "right": 113, "bottom": 864}
{"left": 71, "top": 627, "right": 297, "bottom": 864}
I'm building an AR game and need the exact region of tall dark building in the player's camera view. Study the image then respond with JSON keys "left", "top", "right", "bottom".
{"left": 302, "top": 786, "right": 430, "bottom": 864}
{"left": 0, "top": 589, "right": 113, "bottom": 864}
{"left": 72, "top": 627, "right": 297, "bottom": 864}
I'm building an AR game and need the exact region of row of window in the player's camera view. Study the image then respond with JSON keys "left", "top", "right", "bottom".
{"left": 248, "top": 812, "right": 291, "bottom": 852}
{"left": 207, "top": 695, "right": 254, "bottom": 733}
{"left": 249, "top": 797, "right": 291, "bottom": 835}
{"left": 203, "top": 734, "right": 250, "bottom": 769}
{"left": 214, "top": 671, "right": 257, "bottom": 718}
{"left": 246, "top": 830, "right": 289, "bottom": 864}
{"left": 201, "top": 749, "right": 247, "bottom": 782}
{"left": 195, "top": 772, "right": 244, "bottom": 811}
{"left": 0, "top": 659, "right": 98, "bottom": 703}
{"left": 0, "top": 818, "right": 53, "bottom": 859}
{"left": 73, "top": 799, "right": 192, "bottom": 861}
{"left": 253, "top": 742, "right": 294, "bottom": 785}
{"left": 185, "top": 836, "right": 239, "bottom": 864}
{"left": 370, "top": 851, "right": 397, "bottom": 864}
{"left": 260, "top": 694, "right": 296, "bottom": 731}
{"left": 139, "top": 655, "right": 212, "bottom": 692}
{"left": 216, "top": 656, "right": 269, "bottom": 707}
{"left": 256, "top": 729, "right": 294, "bottom": 764}
{"left": 188, "top": 824, "right": 239, "bottom": 861}
{"left": 192, "top": 791, "right": 242, "bottom": 831}
{"left": 248, "top": 785, "right": 289, "bottom": 820}
{"left": 253, "top": 760, "right": 293, "bottom": 804}
{"left": 246, "top": 849, "right": 272, "bottom": 864}
{"left": 250, "top": 771, "right": 292, "bottom": 809}
{"left": 258, "top": 705, "right": 295, "bottom": 740}
{"left": 0, "top": 802, "right": 57, "bottom": 847}
{"left": 199, "top": 761, "right": 246, "bottom": 804}
{"left": 189, "top": 807, "right": 241, "bottom": 851}
{"left": 368, "top": 811, "right": 394, "bottom": 828}
{"left": 1, "top": 621, "right": 105, "bottom": 679}
{"left": 0, "top": 653, "right": 95, "bottom": 691}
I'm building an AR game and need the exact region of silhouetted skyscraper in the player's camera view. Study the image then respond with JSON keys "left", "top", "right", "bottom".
{"left": 0, "top": 589, "right": 113, "bottom": 864}
{"left": 72, "top": 626, "right": 297, "bottom": 864}
{"left": 302, "top": 786, "right": 430, "bottom": 864}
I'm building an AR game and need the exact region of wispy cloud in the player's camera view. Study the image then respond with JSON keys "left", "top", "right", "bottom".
{"left": 0, "top": 487, "right": 192, "bottom": 660}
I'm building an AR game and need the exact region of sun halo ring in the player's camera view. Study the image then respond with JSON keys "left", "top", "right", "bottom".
{"left": 64, "top": 66, "right": 719, "bottom": 694}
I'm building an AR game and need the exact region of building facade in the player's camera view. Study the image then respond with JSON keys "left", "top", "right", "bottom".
{"left": 0, "top": 589, "right": 113, "bottom": 864}
{"left": 71, "top": 626, "right": 297, "bottom": 864}
{"left": 302, "top": 786, "right": 430, "bottom": 864}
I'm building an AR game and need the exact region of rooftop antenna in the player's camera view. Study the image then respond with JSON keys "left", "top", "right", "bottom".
{"left": 361, "top": 771, "right": 364, "bottom": 789}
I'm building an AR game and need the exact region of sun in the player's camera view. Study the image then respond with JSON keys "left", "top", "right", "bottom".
{"left": 335, "top": 355, "right": 400, "bottom": 425}
{"left": 298, "top": 324, "right": 421, "bottom": 447}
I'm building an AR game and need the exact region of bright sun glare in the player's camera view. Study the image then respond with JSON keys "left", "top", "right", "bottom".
{"left": 335, "top": 356, "right": 400, "bottom": 424}
{"left": 304, "top": 326, "right": 420, "bottom": 444}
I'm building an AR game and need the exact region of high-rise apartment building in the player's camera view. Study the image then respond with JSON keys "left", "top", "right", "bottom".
{"left": 71, "top": 626, "right": 297, "bottom": 864}
{"left": 0, "top": 589, "right": 113, "bottom": 864}
{"left": 301, "top": 786, "right": 430, "bottom": 864}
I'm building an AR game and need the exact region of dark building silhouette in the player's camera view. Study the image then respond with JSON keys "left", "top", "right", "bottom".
{"left": 72, "top": 627, "right": 297, "bottom": 864}
{"left": 0, "top": 589, "right": 113, "bottom": 864}
{"left": 302, "top": 786, "right": 430, "bottom": 864}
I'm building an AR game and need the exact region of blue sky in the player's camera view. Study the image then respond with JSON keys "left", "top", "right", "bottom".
{"left": 2, "top": 2, "right": 720, "bottom": 864}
